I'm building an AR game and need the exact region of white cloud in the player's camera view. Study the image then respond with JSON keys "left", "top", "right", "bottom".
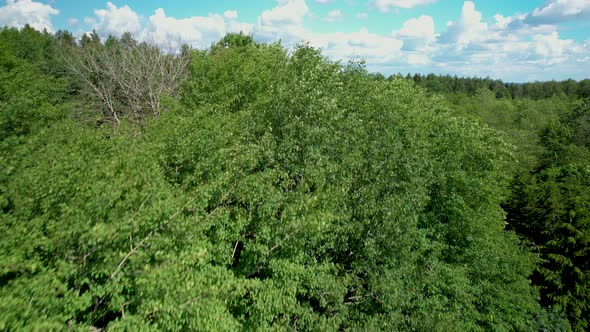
{"left": 224, "top": 10, "right": 238, "bottom": 20}
{"left": 373, "top": 0, "right": 436, "bottom": 12}
{"left": 255, "top": 0, "right": 309, "bottom": 45}
{"left": 438, "top": 1, "right": 487, "bottom": 46}
{"left": 252, "top": 1, "right": 403, "bottom": 64}
{"left": 141, "top": 8, "right": 226, "bottom": 49}
{"left": 0, "top": 0, "right": 58, "bottom": 31}
{"left": 406, "top": 53, "right": 430, "bottom": 65}
{"left": 314, "top": 0, "right": 333, "bottom": 3}
{"left": 493, "top": 14, "right": 512, "bottom": 29}
{"left": 92, "top": 2, "right": 141, "bottom": 37}
{"left": 529, "top": 31, "right": 574, "bottom": 61}
{"left": 309, "top": 27, "right": 403, "bottom": 64}
{"left": 323, "top": 9, "right": 343, "bottom": 22}
{"left": 56, "top": 0, "right": 590, "bottom": 82}
{"left": 260, "top": 0, "right": 309, "bottom": 27}
{"left": 83, "top": 3, "right": 253, "bottom": 49}
{"left": 227, "top": 20, "right": 254, "bottom": 36}
{"left": 526, "top": 0, "right": 590, "bottom": 24}
{"left": 491, "top": 13, "right": 557, "bottom": 37}
{"left": 395, "top": 15, "right": 436, "bottom": 51}
{"left": 423, "top": 1, "right": 590, "bottom": 81}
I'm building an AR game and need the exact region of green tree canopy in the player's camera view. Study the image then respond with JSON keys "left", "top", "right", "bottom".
{"left": 0, "top": 29, "right": 574, "bottom": 330}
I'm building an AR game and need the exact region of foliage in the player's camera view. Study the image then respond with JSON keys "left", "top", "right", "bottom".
{"left": 506, "top": 165, "right": 590, "bottom": 331}
{"left": 1, "top": 27, "right": 586, "bottom": 330}
{"left": 505, "top": 100, "right": 590, "bottom": 331}
{"left": 0, "top": 26, "right": 68, "bottom": 138}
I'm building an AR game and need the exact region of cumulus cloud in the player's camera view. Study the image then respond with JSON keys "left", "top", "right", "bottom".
{"left": 0, "top": 0, "right": 58, "bottom": 31}
{"left": 55, "top": 0, "right": 590, "bottom": 81}
{"left": 438, "top": 1, "right": 487, "bottom": 46}
{"left": 84, "top": 17, "right": 96, "bottom": 26}
{"left": 529, "top": 31, "right": 575, "bottom": 62}
{"left": 492, "top": 14, "right": 513, "bottom": 29}
{"left": 232, "top": 0, "right": 590, "bottom": 81}
{"left": 373, "top": 0, "right": 436, "bottom": 12}
{"left": 526, "top": 0, "right": 590, "bottom": 24}
{"left": 395, "top": 15, "right": 436, "bottom": 51}
{"left": 92, "top": 2, "right": 141, "bottom": 37}
{"left": 309, "top": 27, "right": 403, "bottom": 64}
{"left": 141, "top": 8, "right": 226, "bottom": 49}
{"left": 255, "top": 0, "right": 309, "bottom": 45}
{"left": 251, "top": 1, "right": 403, "bottom": 64}
{"left": 82, "top": 3, "right": 253, "bottom": 49}
{"left": 260, "top": 0, "right": 309, "bottom": 27}
{"left": 424, "top": 1, "right": 590, "bottom": 81}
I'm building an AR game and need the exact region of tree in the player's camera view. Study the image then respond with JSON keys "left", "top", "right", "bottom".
{"left": 62, "top": 33, "right": 191, "bottom": 123}
{"left": 175, "top": 41, "right": 545, "bottom": 330}
{"left": 506, "top": 99, "right": 590, "bottom": 331}
{"left": 506, "top": 165, "right": 590, "bottom": 331}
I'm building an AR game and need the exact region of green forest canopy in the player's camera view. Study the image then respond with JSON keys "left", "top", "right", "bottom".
{"left": 1, "top": 26, "right": 588, "bottom": 331}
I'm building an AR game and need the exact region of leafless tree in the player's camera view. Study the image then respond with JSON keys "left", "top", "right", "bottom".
{"left": 61, "top": 33, "right": 191, "bottom": 124}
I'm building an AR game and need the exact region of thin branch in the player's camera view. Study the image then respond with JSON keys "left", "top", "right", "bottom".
{"left": 60, "top": 36, "right": 191, "bottom": 123}
{"left": 107, "top": 208, "right": 183, "bottom": 282}
{"left": 231, "top": 240, "right": 240, "bottom": 262}
{"left": 108, "top": 181, "right": 236, "bottom": 282}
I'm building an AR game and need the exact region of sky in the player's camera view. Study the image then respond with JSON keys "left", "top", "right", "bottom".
{"left": 1, "top": 0, "right": 590, "bottom": 82}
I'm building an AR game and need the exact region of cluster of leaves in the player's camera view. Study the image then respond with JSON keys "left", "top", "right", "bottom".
{"left": 0, "top": 27, "right": 575, "bottom": 331}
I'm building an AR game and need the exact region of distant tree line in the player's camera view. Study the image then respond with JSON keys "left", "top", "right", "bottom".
{"left": 382, "top": 73, "right": 590, "bottom": 100}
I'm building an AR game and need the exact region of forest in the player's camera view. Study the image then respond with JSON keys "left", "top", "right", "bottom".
{"left": 0, "top": 25, "right": 588, "bottom": 331}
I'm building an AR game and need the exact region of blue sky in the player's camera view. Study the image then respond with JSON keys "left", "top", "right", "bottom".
{"left": 1, "top": 0, "right": 590, "bottom": 82}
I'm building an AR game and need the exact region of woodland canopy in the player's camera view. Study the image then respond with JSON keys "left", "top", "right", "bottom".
{"left": 0, "top": 26, "right": 588, "bottom": 331}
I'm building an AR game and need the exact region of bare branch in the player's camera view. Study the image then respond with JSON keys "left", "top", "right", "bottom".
{"left": 60, "top": 34, "right": 192, "bottom": 124}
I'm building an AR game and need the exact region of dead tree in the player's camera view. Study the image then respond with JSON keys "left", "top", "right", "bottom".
{"left": 61, "top": 34, "right": 191, "bottom": 123}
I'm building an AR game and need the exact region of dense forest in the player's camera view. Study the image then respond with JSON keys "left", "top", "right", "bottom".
{"left": 0, "top": 25, "right": 588, "bottom": 331}
{"left": 385, "top": 73, "right": 590, "bottom": 100}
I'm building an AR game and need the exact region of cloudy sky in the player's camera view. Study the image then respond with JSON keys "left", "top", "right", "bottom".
{"left": 1, "top": 0, "right": 589, "bottom": 82}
